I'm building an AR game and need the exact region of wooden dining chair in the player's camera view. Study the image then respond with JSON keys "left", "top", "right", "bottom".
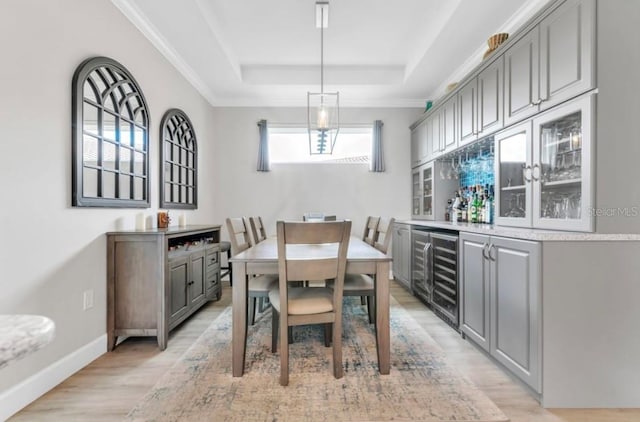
{"left": 268, "top": 220, "right": 351, "bottom": 386}
{"left": 341, "top": 217, "right": 395, "bottom": 323}
{"left": 362, "top": 216, "right": 380, "bottom": 245}
{"left": 225, "top": 217, "right": 278, "bottom": 325}
{"left": 249, "top": 216, "right": 268, "bottom": 244}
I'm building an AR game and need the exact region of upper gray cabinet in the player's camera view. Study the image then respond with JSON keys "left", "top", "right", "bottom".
{"left": 410, "top": 120, "right": 428, "bottom": 168}
{"left": 505, "top": 0, "right": 595, "bottom": 126}
{"left": 440, "top": 96, "right": 457, "bottom": 153}
{"left": 459, "top": 57, "right": 504, "bottom": 146}
{"left": 539, "top": 0, "right": 595, "bottom": 109}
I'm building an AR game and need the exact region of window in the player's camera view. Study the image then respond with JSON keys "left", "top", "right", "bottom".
{"left": 72, "top": 56, "right": 150, "bottom": 207}
{"left": 159, "top": 109, "right": 198, "bottom": 209}
{"left": 268, "top": 126, "right": 372, "bottom": 164}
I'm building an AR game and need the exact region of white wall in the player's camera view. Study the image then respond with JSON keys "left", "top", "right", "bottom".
{"left": 0, "top": 0, "right": 217, "bottom": 411}
{"left": 211, "top": 107, "right": 420, "bottom": 238}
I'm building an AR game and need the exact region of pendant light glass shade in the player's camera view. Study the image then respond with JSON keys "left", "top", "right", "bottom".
{"left": 307, "top": 91, "right": 339, "bottom": 154}
{"left": 307, "top": 1, "right": 339, "bottom": 155}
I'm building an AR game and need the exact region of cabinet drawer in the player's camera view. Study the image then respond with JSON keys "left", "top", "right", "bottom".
{"left": 206, "top": 271, "right": 220, "bottom": 292}
{"left": 206, "top": 251, "right": 220, "bottom": 267}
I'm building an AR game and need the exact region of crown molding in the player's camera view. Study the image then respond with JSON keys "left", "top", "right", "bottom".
{"left": 111, "top": 0, "right": 218, "bottom": 106}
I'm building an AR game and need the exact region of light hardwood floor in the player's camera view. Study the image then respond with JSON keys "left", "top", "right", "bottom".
{"left": 11, "top": 280, "right": 640, "bottom": 421}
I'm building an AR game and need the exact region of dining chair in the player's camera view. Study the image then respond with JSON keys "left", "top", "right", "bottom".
{"left": 225, "top": 217, "right": 278, "bottom": 325}
{"left": 341, "top": 217, "right": 395, "bottom": 323}
{"left": 362, "top": 216, "right": 380, "bottom": 245}
{"left": 249, "top": 216, "right": 268, "bottom": 244}
{"left": 269, "top": 220, "right": 351, "bottom": 386}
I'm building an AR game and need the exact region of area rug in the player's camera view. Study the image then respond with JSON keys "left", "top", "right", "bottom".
{"left": 127, "top": 297, "right": 508, "bottom": 422}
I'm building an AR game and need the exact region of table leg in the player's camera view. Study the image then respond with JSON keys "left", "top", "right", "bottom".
{"left": 375, "top": 261, "right": 390, "bottom": 374}
{"left": 232, "top": 262, "right": 248, "bottom": 377}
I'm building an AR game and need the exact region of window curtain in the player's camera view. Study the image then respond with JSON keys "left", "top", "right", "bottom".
{"left": 257, "top": 119, "right": 270, "bottom": 172}
{"left": 370, "top": 120, "right": 385, "bottom": 172}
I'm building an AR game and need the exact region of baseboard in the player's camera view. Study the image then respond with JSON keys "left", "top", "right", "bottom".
{"left": 0, "top": 334, "right": 107, "bottom": 421}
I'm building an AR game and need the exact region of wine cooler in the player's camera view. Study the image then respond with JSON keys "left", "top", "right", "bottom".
{"left": 430, "top": 233, "right": 459, "bottom": 329}
{"left": 411, "top": 229, "right": 459, "bottom": 330}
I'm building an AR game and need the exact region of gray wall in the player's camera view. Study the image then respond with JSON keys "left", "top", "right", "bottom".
{"left": 0, "top": 0, "right": 217, "bottom": 394}
{"left": 211, "top": 107, "right": 419, "bottom": 238}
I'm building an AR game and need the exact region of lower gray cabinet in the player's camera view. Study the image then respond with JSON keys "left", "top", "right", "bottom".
{"left": 460, "top": 232, "right": 541, "bottom": 393}
{"left": 107, "top": 225, "right": 222, "bottom": 351}
{"left": 168, "top": 247, "right": 214, "bottom": 330}
{"left": 392, "top": 223, "right": 411, "bottom": 290}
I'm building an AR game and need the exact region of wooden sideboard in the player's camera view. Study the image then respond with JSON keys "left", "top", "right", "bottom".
{"left": 107, "top": 225, "right": 222, "bottom": 350}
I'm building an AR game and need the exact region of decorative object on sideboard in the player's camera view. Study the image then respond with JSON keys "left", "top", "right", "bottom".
{"left": 158, "top": 211, "right": 170, "bottom": 228}
{"left": 482, "top": 32, "right": 509, "bottom": 60}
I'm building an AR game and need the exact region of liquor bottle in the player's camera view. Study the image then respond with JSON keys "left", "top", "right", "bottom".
{"left": 452, "top": 192, "right": 461, "bottom": 223}
{"left": 484, "top": 189, "right": 493, "bottom": 224}
{"left": 470, "top": 191, "right": 479, "bottom": 223}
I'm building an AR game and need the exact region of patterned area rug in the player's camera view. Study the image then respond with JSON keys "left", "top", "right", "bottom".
{"left": 127, "top": 297, "right": 508, "bottom": 421}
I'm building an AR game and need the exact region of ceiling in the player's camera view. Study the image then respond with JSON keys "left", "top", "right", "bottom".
{"left": 112, "top": 0, "right": 551, "bottom": 108}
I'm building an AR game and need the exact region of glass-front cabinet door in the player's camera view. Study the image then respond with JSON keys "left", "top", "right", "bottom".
{"left": 412, "top": 168, "right": 421, "bottom": 218}
{"left": 532, "top": 94, "right": 593, "bottom": 231}
{"left": 421, "top": 162, "right": 434, "bottom": 219}
{"left": 495, "top": 122, "right": 533, "bottom": 227}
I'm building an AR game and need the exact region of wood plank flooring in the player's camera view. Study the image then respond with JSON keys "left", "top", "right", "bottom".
{"left": 11, "top": 280, "right": 640, "bottom": 421}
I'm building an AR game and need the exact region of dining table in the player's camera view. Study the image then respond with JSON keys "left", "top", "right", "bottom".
{"left": 230, "top": 236, "right": 392, "bottom": 377}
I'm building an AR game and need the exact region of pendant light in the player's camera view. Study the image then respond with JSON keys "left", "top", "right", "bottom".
{"left": 308, "top": 1, "right": 339, "bottom": 155}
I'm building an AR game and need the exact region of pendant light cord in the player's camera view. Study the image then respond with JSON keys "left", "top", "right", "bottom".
{"left": 320, "top": 6, "right": 324, "bottom": 95}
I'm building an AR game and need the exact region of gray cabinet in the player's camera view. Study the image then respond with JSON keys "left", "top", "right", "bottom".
{"left": 427, "top": 112, "right": 441, "bottom": 159}
{"left": 496, "top": 94, "right": 594, "bottom": 232}
{"left": 460, "top": 233, "right": 490, "bottom": 351}
{"left": 107, "top": 225, "right": 222, "bottom": 351}
{"left": 167, "top": 246, "right": 216, "bottom": 329}
{"left": 392, "top": 223, "right": 411, "bottom": 290}
{"left": 539, "top": 0, "right": 595, "bottom": 110}
{"left": 505, "top": 0, "right": 595, "bottom": 126}
{"left": 458, "top": 79, "right": 477, "bottom": 145}
{"left": 441, "top": 96, "right": 457, "bottom": 153}
{"left": 410, "top": 120, "right": 428, "bottom": 168}
{"left": 411, "top": 162, "right": 434, "bottom": 220}
{"left": 459, "top": 57, "right": 504, "bottom": 146}
{"left": 460, "top": 232, "right": 541, "bottom": 393}
{"left": 504, "top": 28, "right": 540, "bottom": 126}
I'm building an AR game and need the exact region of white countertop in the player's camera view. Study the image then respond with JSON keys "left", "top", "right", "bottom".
{"left": 397, "top": 220, "right": 640, "bottom": 241}
{"left": 0, "top": 315, "right": 55, "bottom": 369}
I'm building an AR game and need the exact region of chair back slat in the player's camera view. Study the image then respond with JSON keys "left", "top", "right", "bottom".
{"left": 373, "top": 217, "right": 395, "bottom": 254}
{"left": 362, "top": 216, "right": 380, "bottom": 245}
{"left": 225, "top": 217, "right": 253, "bottom": 255}
{"left": 286, "top": 258, "right": 338, "bottom": 281}
{"left": 250, "top": 216, "right": 267, "bottom": 243}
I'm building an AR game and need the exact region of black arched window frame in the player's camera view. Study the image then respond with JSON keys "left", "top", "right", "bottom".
{"left": 72, "top": 56, "right": 150, "bottom": 208}
{"left": 159, "top": 109, "right": 198, "bottom": 209}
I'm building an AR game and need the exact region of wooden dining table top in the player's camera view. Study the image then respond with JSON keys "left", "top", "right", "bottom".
{"left": 230, "top": 236, "right": 392, "bottom": 263}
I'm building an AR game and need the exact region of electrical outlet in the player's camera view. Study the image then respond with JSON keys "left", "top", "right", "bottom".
{"left": 83, "top": 289, "right": 94, "bottom": 310}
